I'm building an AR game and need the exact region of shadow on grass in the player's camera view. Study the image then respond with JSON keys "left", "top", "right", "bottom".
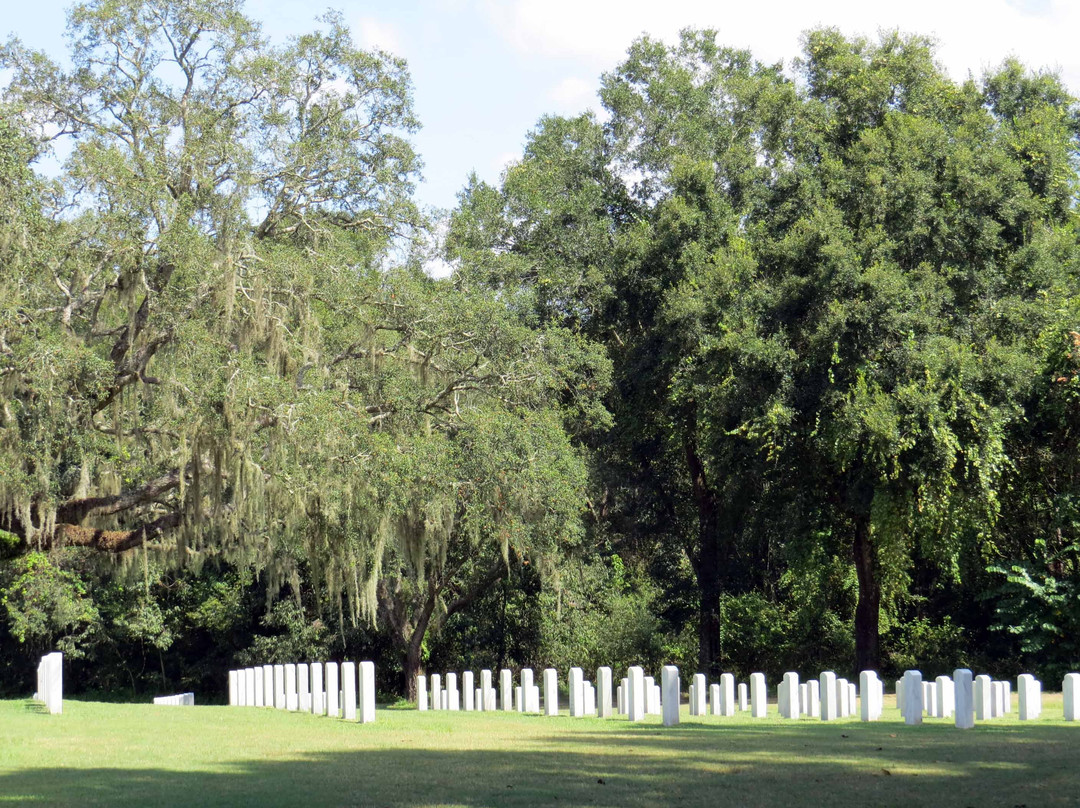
{"left": 1, "top": 721, "right": 1076, "bottom": 808}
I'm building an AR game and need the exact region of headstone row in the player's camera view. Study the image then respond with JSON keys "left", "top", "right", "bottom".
{"left": 418, "top": 666, "right": 618, "bottom": 717}
{"left": 33, "top": 652, "right": 63, "bottom": 715}
{"left": 903, "top": 669, "right": 1048, "bottom": 728}
{"left": 410, "top": 664, "right": 1080, "bottom": 727}
{"left": 153, "top": 692, "right": 195, "bottom": 706}
{"left": 228, "top": 661, "right": 375, "bottom": 723}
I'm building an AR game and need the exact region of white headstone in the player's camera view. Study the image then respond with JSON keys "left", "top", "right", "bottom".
{"left": 311, "top": 662, "right": 324, "bottom": 715}
{"left": 245, "top": 668, "right": 256, "bottom": 707}
{"left": 584, "top": 681, "right": 596, "bottom": 715}
{"left": 750, "top": 673, "right": 767, "bottom": 718}
{"left": 954, "top": 668, "right": 974, "bottom": 729}
{"left": 820, "top": 671, "right": 837, "bottom": 721}
{"left": 417, "top": 675, "right": 428, "bottom": 710}
{"left": 902, "top": 670, "right": 923, "bottom": 725}
{"left": 273, "top": 664, "right": 286, "bottom": 709}
{"left": 628, "top": 666, "right": 645, "bottom": 721}
{"left": 836, "top": 678, "right": 849, "bottom": 718}
{"left": 43, "top": 652, "right": 62, "bottom": 715}
{"left": 848, "top": 682, "right": 857, "bottom": 717}
{"left": 229, "top": 670, "right": 238, "bottom": 706}
{"left": 617, "top": 683, "right": 624, "bottom": 715}
{"left": 1019, "top": 673, "right": 1040, "bottom": 720}
{"left": 515, "top": 685, "right": 523, "bottom": 712}
{"left": 431, "top": 673, "right": 442, "bottom": 711}
{"left": 285, "top": 664, "right": 298, "bottom": 711}
{"left": 298, "top": 663, "right": 311, "bottom": 712}
{"left": 462, "top": 671, "right": 474, "bottom": 711}
{"left": 481, "top": 670, "right": 495, "bottom": 711}
{"left": 974, "top": 674, "right": 992, "bottom": 721}
{"left": 500, "top": 669, "right": 513, "bottom": 712}
{"left": 569, "top": 667, "right": 584, "bottom": 717}
{"left": 859, "top": 671, "right": 879, "bottom": 722}
{"left": 448, "top": 672, "right": 460, "bottom": 711}
{"left": 1064, "top": 673, "right": 1080, "bottom": 721}
{"left": 326, "top": 662, "right": 340, "bottom": 718}
{"left": 598, "top": 667, "right": 613, "bottom": 718}
{"left": 236, "top": 670, "right": 247, "bottom": 707}
{"left": 644, "top": 676, "right": 657, "bottom": 714}
{"left": 520, "top": 669, "right": 534, "bottom": 713}
{"left": 544, "top": 668, "right": 559, "bottom": 716}
{"left": 936, "top": 675, "right": 953, "bottom": 718}
{"left": 342, "top": 661, "right": 357, "bottom": 720}
{"left": 782, "top": 672, "right": 800, "bottom": 719}
{"left": 1003, "top": 680, "right": 1012, "bottom": 714}
{"left": 991, "top": 681, "right": 1005, "bottom": 718}
{"left": 263, "top": 664, "right": 274, "bottom": 707}
{"left": 662, "top": 666, "right": 680, "bottom": 726}
{"left": 359, "top": 660, "right": 375, "bottom": 723}
{"left": 720, "top": 673, "right": 736, "bottom": 717}
{"left": 808, "top": 678, "right": 821, "bottom": 718}
{"left": 692, "top": 673, "right": 706, "bottom": 716}
{"left": 710, "top": 683, "right": 721, "bottom": 716}
{"left": 738, "top": 682, "right": 749, "bottom": 711}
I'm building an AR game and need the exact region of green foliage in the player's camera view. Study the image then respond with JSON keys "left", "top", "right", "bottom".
{"left": 539, "top": 555, "right": 667, "bottom": 676}
{"left": 0, "top": 552, "right": 98, "bottom": 656}
{"left": 239, "top": 601, "right": 333, "bottom": 666}
{"left": 451, "top": 23, "right": 1080, "bottom": 677}
{"left": 882, "top": 617, "right": 969, "bottom": 679}
{"left": 987, "top": 542, "right": 1080, "bottom": 681}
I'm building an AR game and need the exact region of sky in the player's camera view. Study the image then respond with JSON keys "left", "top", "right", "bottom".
{"left": 3, "top": 0, "right": 1079, "bottom": 215}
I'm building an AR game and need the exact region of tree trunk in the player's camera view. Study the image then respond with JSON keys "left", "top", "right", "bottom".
{"left": 402, "top": 592, "right": 437, "bottom": 702}
{"left": 404, "top": 635, "right": 424, "bottom": 701}
{"left": 685, "top": 435, "right": 722, "bottom": 678}
{"left": 852, "top": 514, "right": 881, "bottom": 673}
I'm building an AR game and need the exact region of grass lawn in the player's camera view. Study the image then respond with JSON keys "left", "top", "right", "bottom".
{"left": 0, "top": 695, "right": 1076, "bottom": 807}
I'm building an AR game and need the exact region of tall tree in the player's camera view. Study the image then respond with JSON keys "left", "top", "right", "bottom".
{"left": 451, "top": 28, "right": 1080, "bottom": 674}
{"left": 0, "top": 0, "right": 421, "bottom": 554}
{"left": 1, "top": 0, "right": 607, "bottom": 691}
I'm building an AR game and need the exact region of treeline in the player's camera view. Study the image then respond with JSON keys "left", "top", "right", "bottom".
{"left": 1, "top": 0, "right": 1078, "bottom": 700}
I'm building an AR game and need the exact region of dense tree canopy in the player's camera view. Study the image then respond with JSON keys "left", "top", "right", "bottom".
{"left": 451, "top": 27, "right": 1080, "bottom": 676}
{"left": 0, "top": 0, "right": 607, "bottom": 692}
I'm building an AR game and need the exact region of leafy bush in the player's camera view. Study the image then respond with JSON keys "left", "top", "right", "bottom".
{"left": 987, "top": 541, "right": 1080, "bottom": 681}
{"left": 0, "top": 552, "right": 98, "bottom": 657}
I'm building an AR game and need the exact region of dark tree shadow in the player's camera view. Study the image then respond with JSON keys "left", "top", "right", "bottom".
{"left": 1, "top": 718, "right": 1076, "bottom": 807}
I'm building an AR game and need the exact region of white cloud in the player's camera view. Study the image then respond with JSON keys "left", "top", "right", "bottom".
{"left": 547, "top": 76, "right": 597, "bottom": 112}
{"left": 481, "top": 0, "right": 1080, "bottom": 91}
{"left": 355, "top": 17, "right": 403, "bottom": 55}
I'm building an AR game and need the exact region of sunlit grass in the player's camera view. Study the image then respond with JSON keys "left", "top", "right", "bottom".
{"left": 0, "top": 694, "right": 1076, "bottom": 806}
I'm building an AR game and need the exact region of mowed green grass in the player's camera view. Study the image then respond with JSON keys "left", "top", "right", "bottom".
{"left": 1, "top": 695, "right": 1076, "bottom": 807}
